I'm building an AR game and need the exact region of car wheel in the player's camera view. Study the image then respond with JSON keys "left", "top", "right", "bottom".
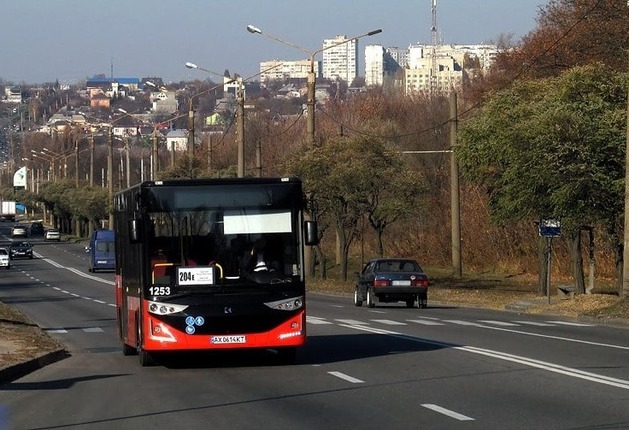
{"left": 406, "top": 298, "right": 415, "bottom": 308}
{"left": 366, "top": 288, "right": 376, "bottom": 308}
{"left": 353, "top": 289, "right": 363, "bottom": 307}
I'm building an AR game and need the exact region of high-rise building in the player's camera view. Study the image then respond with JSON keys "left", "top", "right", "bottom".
{"left": 364, "top": 45, "right": 385, "bottom": 87}
{"left": 322, "top": 35, "right": 358, "bottom": 83}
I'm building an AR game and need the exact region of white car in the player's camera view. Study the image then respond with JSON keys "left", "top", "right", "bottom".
{"left": 11, "top": 225, "right": 28, "bottom": 237}
{"left": 45, "top": 228, "right": 60, "bottom": 241}
{"left": 0, "top": 248, "right": 10, "bottom": 269}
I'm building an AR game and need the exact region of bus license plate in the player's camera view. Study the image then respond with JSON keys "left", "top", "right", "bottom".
{"left": 211, "top": 335, "right": 246, "bottom": 344}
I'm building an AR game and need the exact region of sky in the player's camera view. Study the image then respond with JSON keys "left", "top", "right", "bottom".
{"left": 0, "top": 0, "right": 546, "bottom": 85}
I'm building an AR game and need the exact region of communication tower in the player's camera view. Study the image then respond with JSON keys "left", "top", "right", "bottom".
{"left": 430, "top": 0, "right": 438, "bottom": 95}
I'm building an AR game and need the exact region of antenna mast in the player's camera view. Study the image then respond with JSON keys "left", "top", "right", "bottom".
{"left": 430, "top": 0, "right": 438, "bottom": 95}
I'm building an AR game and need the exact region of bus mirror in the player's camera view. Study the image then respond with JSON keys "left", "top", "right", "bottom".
{"left": 129, "top": 218, "right": 141, "bottom": 243}
{"left": 305, "top": 220, "right": 318, "bottom": 246}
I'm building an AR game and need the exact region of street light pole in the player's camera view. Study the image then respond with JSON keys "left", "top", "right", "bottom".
{"left": 188, "top": 99, "right": 195, "bottom": 158}
{"left": 247, "top": 25, "right": 382, "bottom": 147}
{"left": 108, "top": 108, "right": 130, "bottom": 229}
{"left": 108, "top": 125, "right": 114, "bottom": 228}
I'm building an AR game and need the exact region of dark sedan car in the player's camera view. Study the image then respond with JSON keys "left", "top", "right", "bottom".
{"left": 9, "top": 241, "right": 33, "bottom": 260}
{"left": 354, "top": 258, "right": 429, "bottom": 308}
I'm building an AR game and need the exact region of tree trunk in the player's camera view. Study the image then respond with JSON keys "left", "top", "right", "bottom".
{"left": 570, "top": 232, "right": 585, "bottom": 294}
{"left": 376, "top": 227, "right": 385, "bottom": 257}
{"left": 537, "top": 236, "right": 547, "bottom": 296}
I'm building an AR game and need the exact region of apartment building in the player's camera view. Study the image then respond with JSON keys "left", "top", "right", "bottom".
{"left": 322, "top": 35, "right": 358, "bottom": 83}
{"left": 258, "top": 59, "right": 320, "bottom": 84}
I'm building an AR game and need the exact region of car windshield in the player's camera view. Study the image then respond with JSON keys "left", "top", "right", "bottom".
{"left": 0, "top": 249, "right": 7, "bottom": 255}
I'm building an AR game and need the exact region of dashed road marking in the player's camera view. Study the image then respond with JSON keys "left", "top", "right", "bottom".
{"left": 327, "top": 371, "right": 364, "bottom": 384}
{"left": 421, "top": 403, "right": 475, "bottom": 421}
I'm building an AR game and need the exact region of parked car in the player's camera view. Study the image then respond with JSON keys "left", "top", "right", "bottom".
{"left": 11, "top": 225, "right": 28, "bottom": 238}
{"left": 9, "top": 241, "right": 33, "bottom": 260}
{"left": 45, "top": 228, "right": 60, "bottom": 241}
{"left": 354, "top": 258, "right": 429, "bottom": 308}
{"left": 0, "top": 248, "right": 10, "bottom": 269}
{"left": 29, "top": 222, "right": 44, "bottom": 236}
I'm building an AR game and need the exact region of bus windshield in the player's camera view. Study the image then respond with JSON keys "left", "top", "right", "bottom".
{"left": 143, "top": 183, "right": 303, "bottom": 290}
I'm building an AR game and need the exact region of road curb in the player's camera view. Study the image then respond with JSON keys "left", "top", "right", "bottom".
{"left": 0, "top": 349, "right": 68, "bottom": 383}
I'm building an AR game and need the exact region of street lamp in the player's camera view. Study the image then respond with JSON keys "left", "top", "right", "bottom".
{"left": 247, "top": 25, "right": 382, "bottom": 146}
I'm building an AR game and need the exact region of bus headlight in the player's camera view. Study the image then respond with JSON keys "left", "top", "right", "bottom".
{"left": 148, "top": 301, "right": 189, "bottom": 315}
{"left": 264, "top": 296, "right": 304, "bottom": 311}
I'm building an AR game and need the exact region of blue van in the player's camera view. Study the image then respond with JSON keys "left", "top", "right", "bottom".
{"left": 87, "top": 229, "right": 115, "bottom": 272}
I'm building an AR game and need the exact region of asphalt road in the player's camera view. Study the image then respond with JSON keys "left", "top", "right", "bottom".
{"left": 0, "top": 237, "right": 628, "bottom": 429}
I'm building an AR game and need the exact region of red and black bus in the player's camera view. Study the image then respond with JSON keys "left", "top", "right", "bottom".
{"left": 113, "top": 177, "right": 317, "bottom": 366}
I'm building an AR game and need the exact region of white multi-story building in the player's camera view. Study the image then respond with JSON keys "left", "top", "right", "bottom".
{"left": 386, "top": 47, "right": 409, "bottom": 68}
{"left": 322, "top": 35, "right": 358, "bottom": 83}
{"left": 365, "top": 45, "right": 407, "bottom": 88}
{"left": 258, "top": 59, "right": 321, "bottom": 83}
{"left": 404, "top": 55, "right": 463, "bottom": 94}
{"left": 365, "top": 45, "right": 385, "bottom": 87}
{"left": 404, "top": 43, "right": 498, "bottom": 94}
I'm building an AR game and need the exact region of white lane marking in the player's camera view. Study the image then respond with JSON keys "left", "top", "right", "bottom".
{"left": 339, "top": 323, "right": 629, "bottom": 390}
{"left": 39, "top": 256, "right": 114, "bottom": 285}
{"left": 371, "top": 319, "right": 407, "bottom": 326}
{"left": 83, "top": 327, "right": 104, "bottom": 333}
{"left": 513, "top": 321, "right": 554, "bottom": 327}
{"left": 46, "top": 329, "right": 68, "bottom": 334}
{"left": 479, "top": 320, "right": 519, "bottom": 326}
{"left": 22, "top": 258, "right": 115, "bottom": 308}
{"left": 335, "top": 319, "right": 369, "bottom": 325}
{"left": 421, "top": 404, "right": 474, "bottom": 421}
{"left": 443, "top": 320, "right": 484, "bottom": 327}
{"left": 327, "top": 371, "right": 364, "bottom": 384}
{"left": 306, "top": 316, "right": 333, "bottom": 325}
{"left": 547, "top": 321, "right": 594, "bottom": 327}
{"left": 407, "top": 319, "right": 445, "bottom": 326}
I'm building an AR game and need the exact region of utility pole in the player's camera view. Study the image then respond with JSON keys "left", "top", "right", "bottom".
{"left": 450, "top": 92, "right": 462, "bottom": 277}
{"left": 622, "top": 70, "right": 629, "bottom": 297}
{"left": 237, "top": 78, "right": 245, "bottom": 177}
{"left": 152, "top": 128, "right": 158, "bottom": 180}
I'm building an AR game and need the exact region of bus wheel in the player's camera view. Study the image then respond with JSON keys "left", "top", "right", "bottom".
{"left": 137, "top": 323, "right": 156, "bottom": 366}
{"left": 122, "top": 342, "right": 136, "bottom": 356}
{"left": 138, "top": 348, "right": 155, "bottom": 367}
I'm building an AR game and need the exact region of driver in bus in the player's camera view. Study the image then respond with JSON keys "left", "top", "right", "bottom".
{"left": 242, "top": 238, "right": 269, "bottom": 273}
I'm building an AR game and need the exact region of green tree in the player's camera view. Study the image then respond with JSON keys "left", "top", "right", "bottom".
{"left": 290, "top": 134, "right": 424, "bottom": 280}
{"left": 457, "top": 65, "right": 627, "bottom": 293}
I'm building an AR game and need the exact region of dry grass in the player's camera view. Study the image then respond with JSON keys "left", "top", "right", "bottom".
{"left": 0, "top": 303, "right": 64, "bottom": 368}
